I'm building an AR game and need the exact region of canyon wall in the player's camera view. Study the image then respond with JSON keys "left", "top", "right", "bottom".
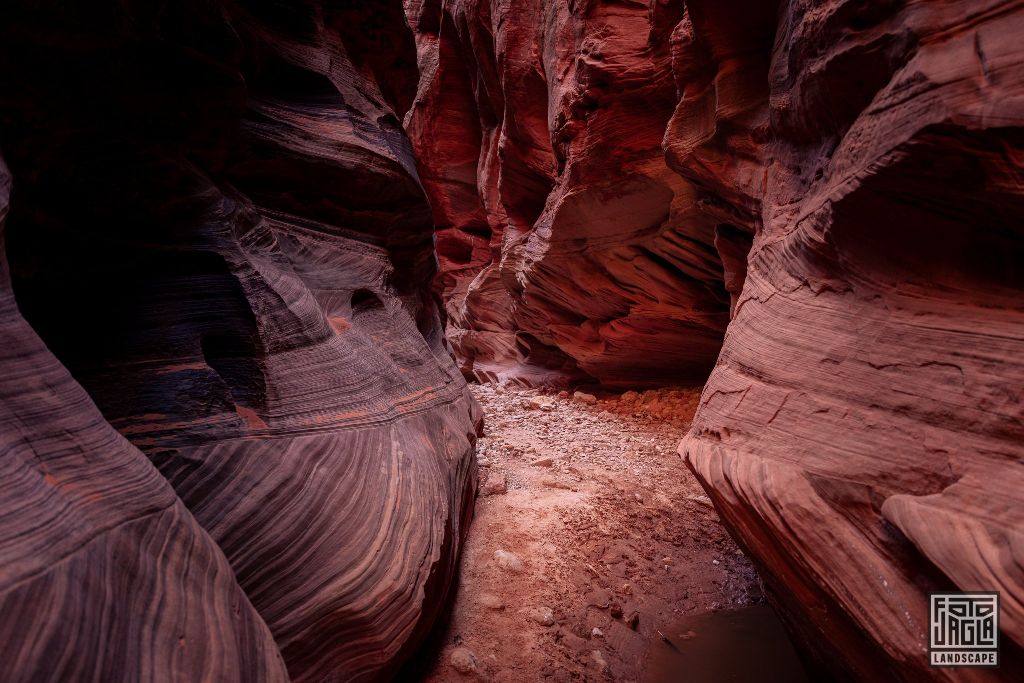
{"left": 410, "top": 0, "right": 1024, "bottom": 679}
{"left": 2, "top": 0, "right": 1022, "bottom": 680}
{"left": 0, "top": 1, "right": 478, "bottom": 680}
{"left": 681, "top": 0, "right": 1024, "bottom": 679}
{"left": 406, "top": 0, "right": 732, "bottom": 388}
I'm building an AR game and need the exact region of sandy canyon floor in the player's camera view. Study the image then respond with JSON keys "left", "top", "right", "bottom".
{"left": 408, "top": 383, "right": 769, "bottom": 681}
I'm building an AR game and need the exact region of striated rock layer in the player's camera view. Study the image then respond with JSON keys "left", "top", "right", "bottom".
{"left": 411, "top": 0, "right": 1024, "bottom": 678}
{"left": 0, "top": 154, "right": 289, "bottom": 683}
{"left": 0, "top": 1, "right": 478, "bottom": 680}
{"left": 406, "top": 0, "right": 732, "bottom": 388}
{"left": 679, "top": 0, "right": 1024, "bottom": 680}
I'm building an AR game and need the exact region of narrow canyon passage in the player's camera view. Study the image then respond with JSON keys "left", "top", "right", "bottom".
{"left": 1, "top": 1, "right": 1022, "bottom": 681}
{"left": 407, "top": 384, "right": 803, "bottom": 682}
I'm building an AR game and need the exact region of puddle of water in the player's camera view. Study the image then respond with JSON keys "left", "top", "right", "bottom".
{"left": 644, "top": 604, "right": 810, "bottom": 683}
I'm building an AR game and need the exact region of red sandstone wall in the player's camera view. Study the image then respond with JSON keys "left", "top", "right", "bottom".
{"left": 1, "top": 1, "right": 1022, "bottom": 679}
{"left": 681, "top": 0, "right": 1024, "bottom": 678}
{"left": 408, "top": 0, "right": 1024, "bottom": 678}
{"left": 0, "top": 1, "right": 479, "bottom": 680}
{"left": 406, "top": 0, "right": 731, "bottom": 388}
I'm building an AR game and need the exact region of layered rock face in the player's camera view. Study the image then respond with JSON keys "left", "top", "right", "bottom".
{"left": 678, "top": 0, "right": 1024, "bottom": 679}
{"left": 0, "top": 157, "right": 288, "bottom": 682}
{"left": 0, "top": 1, "right": 478, "bottom": 680}
{"left": 406, "top": 0, "right": 732, "bottom": 388}
{"left": 3, "top": 0, "right": 1023, "bottom": 680}
{"left": 410, "top": 0, "right": 1024, "bottom": 679}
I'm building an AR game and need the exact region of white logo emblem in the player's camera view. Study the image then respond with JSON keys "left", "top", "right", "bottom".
{"left": 930, "top": 592, "right": 999, "bottom": 667}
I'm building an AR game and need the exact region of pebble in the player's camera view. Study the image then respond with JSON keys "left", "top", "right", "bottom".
{"left": 525, "top": 397, "right": 555, "bottom": 411}
{"left": 571, "top": 622, "right": 592, "bottom": 639}
{"left": 449, "top": 646, "right": 478, "bottom": 674}
{"left": 481, "top": 472, "right": 507, "bottom": 496}
{"left": 528, "top": 606, "right": 555, "bottom": 626}
{"left": 573, "top": 391, "right": 598, "bottom": 404}
{"left": 494, "top": 549, "right": 525, "bottom": 573}
{"left": 530, "top": 457, "right": 554, "bottom": 468}
{"left": 712, "top": 559, "right": 720, "bottom": 566}
{"left": 591, "top": 627, "right": 604, "bottom": 638}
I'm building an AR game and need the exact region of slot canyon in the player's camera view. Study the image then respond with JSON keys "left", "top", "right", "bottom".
{"left": 0, "top": 0, "right": 1021, "bottom": 681}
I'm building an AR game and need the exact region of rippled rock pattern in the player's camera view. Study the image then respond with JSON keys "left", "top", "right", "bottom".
{"left": 406, "top": 0, "right": 732, "bottom": 388}
{"left": 410, "top": 0, "right": 1023, "bottom": 678}
{"left": 0, "top": 154, "right": 289, "bottom": 683}
{"left": 0, "top": 1, "right": 478, "bottom": 680}
{"left": 680, "top": 0, "right": 1024, "bottom": 679}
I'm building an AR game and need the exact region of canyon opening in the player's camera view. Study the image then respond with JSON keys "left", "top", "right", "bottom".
{"left": 0, "top": 1, "right": 1021, "bottom": 682}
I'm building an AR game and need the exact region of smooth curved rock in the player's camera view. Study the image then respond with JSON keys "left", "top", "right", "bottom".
{"left": 0, "top": 157, "right": 288, "bottom": 682}
{"left": 681, "top": 0, "right": 1024, "bottom": 679}
{"left": 406, "top": 0, "right": 731, "bottom": 388}
{"left": 0, "top": 1, "right": 478, "bottom": 680}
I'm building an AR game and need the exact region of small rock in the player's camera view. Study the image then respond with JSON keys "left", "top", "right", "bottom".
{"left": 610, "top": 604, "right": 623, "bottom": 619}
{"left": 679, "top": 629, "right": 698, "bottom": 640}
{"left": 479, "top": 593, "right": 505, "bottom": 610}
{"left": 712, "top": 559, "right": 720, "bottom": 566}
{"left": 528, "top": 606, "right": 555, "bottom": 626}
{"left": 571, "top": 621, "right": 592, "bottom": 639}
{"left": 573, "top": 391, "right": 598, "bottom": 404}
{"left": 620, "top": 390, "right": 639, "bottom": 403}
{"left": 480, "top": 472, "right": 507, "bottom": 496}
{"left": 590, "top": 649, "right": 610, "bottom": 674}
{"left": 661, "top": 557, "right": 674, "bottom": 566}
{"left": 626, "top": 611, "right": 640, "bottom": 629}
{"left": 557, "top": 390, "right": 570, "bottom": 398}
{"left": 449, "top": 647, "right": 478, "bottom": 675}
{"left": 494, "top": 549, "right": 524, "bottom": 573}
{"left": 525, "top": 397, "right": 555, "bottom": 411}
{"left": 592, "top": 627, "right": 604, "bottom": 638}
{"left": 530, "top": 457, "right": 555, "bottom": 468}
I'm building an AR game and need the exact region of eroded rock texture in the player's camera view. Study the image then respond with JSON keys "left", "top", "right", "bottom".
{"left": 680, "top": 0, "right": 1024, "bottom": 679}
{"left": 406, "top": 0, "right": 732, "bottom": 388}
{"left": 410, "top": 0, "right": 1023, "bottom": 678}
{"left": 0, "top": 1, "right": 478, "bottom": 680}
{"left": 0, "top": 154, "right": 289, "bottom": 683}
